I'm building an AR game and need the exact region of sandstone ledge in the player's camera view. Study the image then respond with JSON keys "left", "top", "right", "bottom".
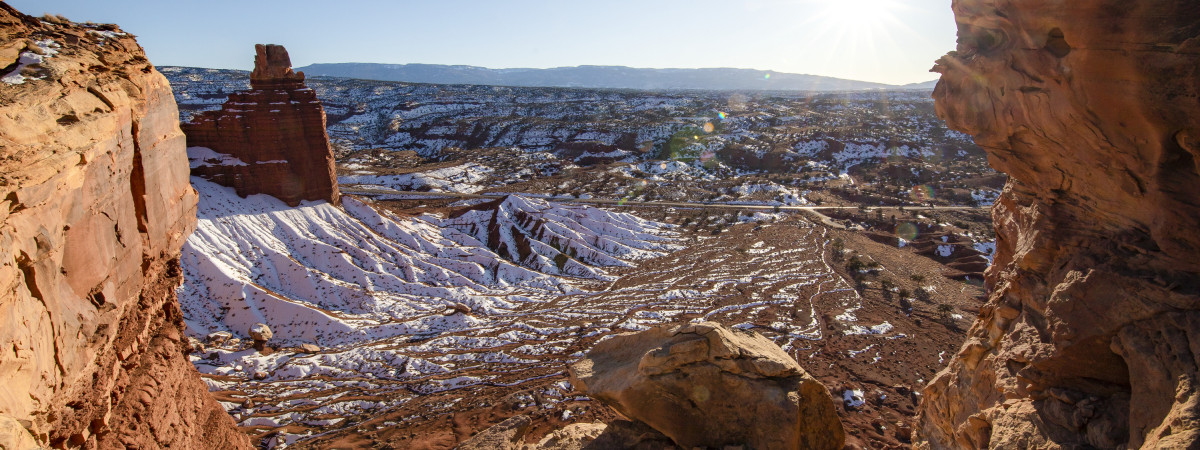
{"left": 0, "top": 4, "right": 250, "bottom": 449}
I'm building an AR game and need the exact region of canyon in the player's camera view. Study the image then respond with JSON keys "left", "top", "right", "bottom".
{"left": 2, "top": 0, "right": 1198, "bottom": 448}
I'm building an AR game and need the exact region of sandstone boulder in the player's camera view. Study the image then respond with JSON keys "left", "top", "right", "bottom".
{"left": 298, "top": 343, "right": 321, "bottom": 354}
{"left": 458, "top": 415, "right": 531, "bottom": 450}
{"left": 207, "top": 330, "right": 233, "bottom": 344}
{"left": 444, "top": 302, "right": 472, "bottom": 316}
{"left": 249, "top": 323, "right": 273, "bottom": 342}
{"left": 529, "top": 422, "right": 607, "bottom": 450}
{"left": 249, "top": 323, "right": 272, "bottom": 353}
{"left": 569, "top": 322, "right": 844, "bottom": 450}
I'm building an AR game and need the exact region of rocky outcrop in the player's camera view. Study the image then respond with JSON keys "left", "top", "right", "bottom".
{"left": 0, "top": 5, "right": 250, "bottom": 449}
{"left": 182, "top": 44, "right": 339, "bottom": 207}
{"left": 917, "top": 0, "right": 1200, "bottom": 448}
{"left": 569, "top": 322, "right": 844, "bottom": 450}
{"left": 459, "top": 416, "right": 672, "bottom": 450}
{"left": 458, "top": 415, "right": 532, "bottom": 450}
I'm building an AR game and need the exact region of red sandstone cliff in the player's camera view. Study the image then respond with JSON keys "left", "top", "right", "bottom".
{"left": 917, "top": 0, "right": 1200, "bottom": 448}
{"left": 0, "top": 5, "right": 251, "bottom": 449}
{"left": 183, "top": 44, "right": 340, "bottom": 207}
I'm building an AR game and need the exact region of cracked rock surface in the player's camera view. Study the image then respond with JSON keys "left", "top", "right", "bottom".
{"left": 569, "top": 322, "right": 844, "bottom": 450}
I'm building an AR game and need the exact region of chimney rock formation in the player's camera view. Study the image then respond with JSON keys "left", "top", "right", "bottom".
{"left": 917, "top": 0, "right": 1200, "bottom": 448}
{"left": 0, "top": 4, "right": 250, "bottom": 449}
{"left": 183, "top": 44, "right": 339, "bottom": 207}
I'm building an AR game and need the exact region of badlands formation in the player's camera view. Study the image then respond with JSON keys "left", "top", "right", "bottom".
{"left": 2, "top": 0, "right": 1199, "bottom": 448}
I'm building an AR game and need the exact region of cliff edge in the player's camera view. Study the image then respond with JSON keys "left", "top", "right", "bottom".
{"left": 0, "top": 5, "right": 250, "bottom": 449}
{"left": 917, "top": 0, "right": 1200, "bottom": 448}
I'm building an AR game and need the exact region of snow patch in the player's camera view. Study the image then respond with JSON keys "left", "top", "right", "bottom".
{"left": 2, "top": 39, "right": 60, "bottom": 85}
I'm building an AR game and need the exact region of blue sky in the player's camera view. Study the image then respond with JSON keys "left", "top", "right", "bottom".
{"left": 12, "top": 0, "right": 956, "bottom": 85}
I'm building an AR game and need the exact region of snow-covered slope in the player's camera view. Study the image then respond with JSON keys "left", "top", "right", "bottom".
{"left": 339, "top": 163, "right": 494, "bottom": 193}
{"left": 179, "top": 178, "right": 678, "bottom": 346}
{"left": 443, "top": 196, "right": 679, "bottom": 280}
{"left": 179, "top": 179, "right": 880, "bottom": 441}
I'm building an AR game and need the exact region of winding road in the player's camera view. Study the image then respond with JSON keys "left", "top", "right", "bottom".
{"left": 342, "top": 185, "right": 989, "bottom": 230}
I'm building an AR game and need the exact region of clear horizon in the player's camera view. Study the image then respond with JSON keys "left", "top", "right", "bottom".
{"left": 12, "top": 0, "right": 956, "bottom": 85}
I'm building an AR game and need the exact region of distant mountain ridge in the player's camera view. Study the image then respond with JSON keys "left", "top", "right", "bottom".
{"left": 296, "top": 63, "right": 937, "bottom": 92}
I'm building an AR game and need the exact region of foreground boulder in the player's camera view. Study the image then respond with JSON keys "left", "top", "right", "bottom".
{"left": 459, "top": 416, "right": 673, "bottom": 450}
{"left": 0, "top": 4, "right": 250, "bottom": 449}
{"left": 917, "top": 0, "right": 1200, "bottom": 448}
{"left": 569, "top": 322, "right": 844, "bottom": 450}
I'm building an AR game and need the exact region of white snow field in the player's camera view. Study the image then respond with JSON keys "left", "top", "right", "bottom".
{"left": 179, "top": 178, "right": 874, "bottom": 439}
{"left": 180, "top": 178, "right": 679, "bottom": 346}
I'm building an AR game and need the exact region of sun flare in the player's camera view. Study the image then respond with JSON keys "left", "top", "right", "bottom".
{"left": 819, "top": 0, "right": 901, "bottom": 31}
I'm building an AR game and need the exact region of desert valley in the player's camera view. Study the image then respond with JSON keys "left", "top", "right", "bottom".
{"left": 2, "top": 1, "right": 1199, "bottom": 449}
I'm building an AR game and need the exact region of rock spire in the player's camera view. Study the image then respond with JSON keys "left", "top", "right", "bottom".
{"left": 182, "top": 44, "right": 339, "bottom": 207}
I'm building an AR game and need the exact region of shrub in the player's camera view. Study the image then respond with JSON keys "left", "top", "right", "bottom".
{"left": 830, "top": 238, "right": 845, "bottom": 258}
{"left": 936, "top": 303, "right": 955, "bottom": 321}
{"left": 846, "top": 257, "right": 865, "bottom": 273}
{"left": 880, "top": 279, "right": 896, "bottom": 291}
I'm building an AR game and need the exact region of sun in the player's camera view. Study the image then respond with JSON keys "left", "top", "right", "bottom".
{"left": 793, "top": 0, "right": 910, "bottom": 68}
{"left": 818, "top": 0, "right": 902, "bottom": 31}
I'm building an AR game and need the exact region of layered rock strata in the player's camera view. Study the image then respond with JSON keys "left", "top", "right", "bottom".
{"left": 182, "top": 44, "right": 339, "bottom": 206}
{"left": 0, "top": 5, "right": 250, "bottom": 449}
{"left": 917, "top": 0, "right": 1200, "bottom": 448}
{"left": 570, "top": 322, "right": 845, "bottom": 450}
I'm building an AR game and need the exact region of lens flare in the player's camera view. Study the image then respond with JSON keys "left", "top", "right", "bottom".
{"left": 703, "top": 122, "right": 714, "bottom": 133}
{"left": 896, "top": 222, "right": 918, "bottom": 241}
{"left": 764, "top": 73, "right": 772, "bottom": 80}
{"left": 717, "top": 111, "right": 727, "bottom": 119}
{"left": 700, "top": 149, "right": 716, "bottom": 162}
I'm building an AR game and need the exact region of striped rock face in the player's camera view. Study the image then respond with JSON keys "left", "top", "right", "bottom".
{"left": 0, "top": 4, "right": 250, "bottom": 449}
{"left": 183, "top": 44, "right": 340, "bottom": 207}
{"left": 917, "top": 0, "right": 1200, "bottom": 448}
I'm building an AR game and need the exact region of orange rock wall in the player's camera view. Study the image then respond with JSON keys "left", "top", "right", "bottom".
{"left": 917, "top": 0, "right": 1200, "bottom": 448}
{"left": 0, "top": 5, "right": 250, "bottom": 449}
